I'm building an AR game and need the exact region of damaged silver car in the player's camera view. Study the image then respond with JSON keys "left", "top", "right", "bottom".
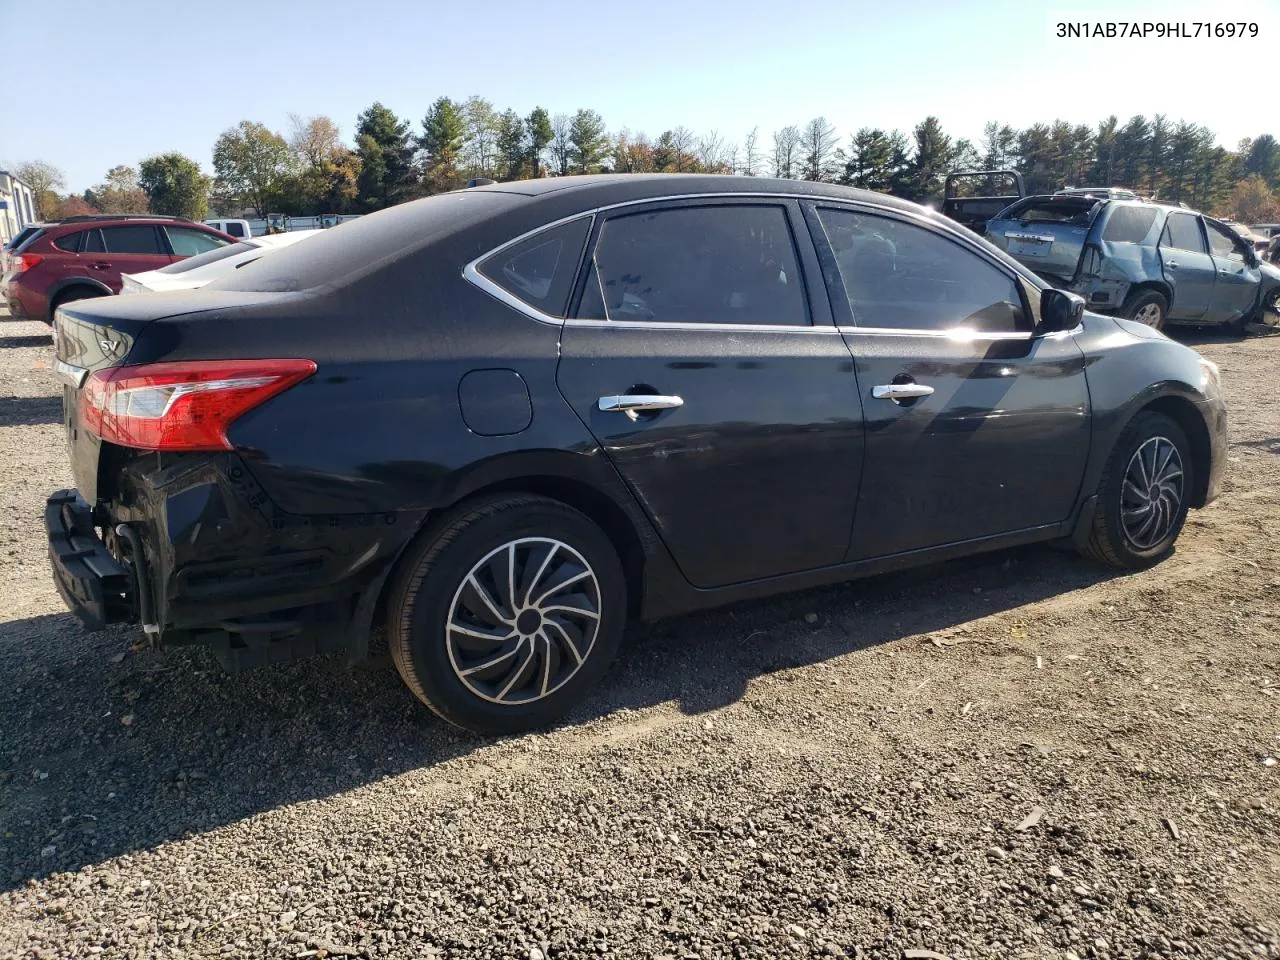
{"left": 987, "top": 195, "right": 1280, "bottom": 332}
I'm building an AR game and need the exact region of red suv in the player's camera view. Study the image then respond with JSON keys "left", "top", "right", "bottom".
{"left": 3, "top": 215, "right": 234, "bottom": 324}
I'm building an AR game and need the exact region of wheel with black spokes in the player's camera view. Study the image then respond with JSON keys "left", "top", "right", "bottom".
{"left": 390, "top": 494, "right": 627, "bottom": 734}
{"left": 1080, "top": 411, "right": 1194, "bottom": 569}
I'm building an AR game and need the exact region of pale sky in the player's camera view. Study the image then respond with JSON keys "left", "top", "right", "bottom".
{"left": 0, "top": 0, "right": 1275, "bottom": 191}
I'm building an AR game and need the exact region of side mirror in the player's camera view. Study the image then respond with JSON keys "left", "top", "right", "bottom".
{"left": 1037, "top": 288, "right": 1085, "bottom": 334}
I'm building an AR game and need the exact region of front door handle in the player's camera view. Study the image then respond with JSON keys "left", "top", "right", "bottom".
{"left": 872, "top": 383, "right": 935, "bottom": 403}
{"left": 598, "top": 394, "right": 684, "bottom": 415}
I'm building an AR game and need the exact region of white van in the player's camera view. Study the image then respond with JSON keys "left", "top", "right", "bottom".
{"left": 203, "top": 218, "right": 253, "bottom": 240}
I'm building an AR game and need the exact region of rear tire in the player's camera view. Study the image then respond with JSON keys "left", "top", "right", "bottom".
{"left": 389, "top": 494, "right": 627, "bottom": 735}
{"left": 51, "top": 287, "right": 106, "bottom": 320}
{"left": 1079, "top": 411, "right": 1193, "bottom": 569}
{"left": 1262, "top": 290, "right": 1280, "bottom": 328}
{"left": 1122, "top": 289, "right": 1168, "bottom": 330}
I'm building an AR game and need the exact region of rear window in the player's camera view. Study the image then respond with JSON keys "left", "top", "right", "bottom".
{"left": 206, "top": 190, "right": 519, "bottom": 294}
{"left": 477, "top": 217, "right": 591, "bottom": 316}
{"left": 53, "top": 231, "right": 83, "bottom": 253}
{"left": 225, "top": 222, "right": 247, "bottom": 238}
{"left": 156, "top": 240, "right": 254, "bottom": 275}
{"left": 1102, "top": 205, "right": 1159, "bottom": 243}
{"left": 101, "top": 225, "right": 163, "bottom": 255}
{"left": 7, "top": 226, "right": 44, "bottom": 251}
{"left": 1000, "top": 198, "right": 1098, "bottom": 225}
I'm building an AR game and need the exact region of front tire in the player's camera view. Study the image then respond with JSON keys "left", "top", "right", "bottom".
{"left": 389, "top": 494, "right": 627, "bottom": 735}
{"left": 1080, "top": 411, "right": 1193, "bottom": 569}
{"left": 1122, "top": 289, "right": 1168, "bottom": 330}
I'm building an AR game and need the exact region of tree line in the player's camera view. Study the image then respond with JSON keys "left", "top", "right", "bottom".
{"left": 15, "top": 101, "right": 1280, "bottom": 226}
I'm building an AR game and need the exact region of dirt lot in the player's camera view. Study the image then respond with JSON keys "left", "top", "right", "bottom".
{"left": 0, "top": 310, "right": 1277, "bottom": 960}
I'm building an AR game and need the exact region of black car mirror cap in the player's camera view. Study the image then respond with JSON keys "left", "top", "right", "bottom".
{"left": 1037, "top": 288, "right": 1085, "bottom": 335}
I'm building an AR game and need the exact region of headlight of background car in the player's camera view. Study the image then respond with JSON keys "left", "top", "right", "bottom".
{"left": 1198, "top": 356, "right": 1222, "bottom": 394}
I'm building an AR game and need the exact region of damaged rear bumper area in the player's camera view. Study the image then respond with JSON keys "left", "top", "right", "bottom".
{"left": 46, "top": 490, "right": 138, "bottom": 632}
{"left": 45, "top": 455, "right": 424, "bottom": 671}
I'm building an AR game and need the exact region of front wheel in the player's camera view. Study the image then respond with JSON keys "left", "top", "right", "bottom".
{"left": 1080, "top": 411, "right": 1193, "bottom": 569}
{"left": 389, "top": 494, "right": 627, "bottom": 735}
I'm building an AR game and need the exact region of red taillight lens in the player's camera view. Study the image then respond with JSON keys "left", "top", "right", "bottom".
{"left": 16, "top": 253, "right": 45, "bottom": 273}
{"left": 80, "top": 359, "right": 317, "bottom": 452}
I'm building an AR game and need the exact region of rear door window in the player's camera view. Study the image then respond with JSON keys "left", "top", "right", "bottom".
{"left": 1160, "top": 213, "right": 1206, "bottom": 254}
{"left": 101, "top": 225, "right": 164, "bottom": 255}
{"left": 225, "top": 222, "right": 246, "bottom": 238}
{"left": 166, "top": 226, "right": 231, "bottom": 256}
{"left": 477, "top": 217, "right": 592, "bottom": 317}
{"left": 53, "top": 231, "right": 84, "bottom": 253}
{"left": 576, "top": 204, "right": 810, "bottom": 326}
{"left": 82, "top": 229, "right": 106, "bottom": 253}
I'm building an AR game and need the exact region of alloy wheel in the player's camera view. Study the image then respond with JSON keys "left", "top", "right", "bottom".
{"left": 446, "top": 537, "right": 601, "bottom": 705}
{"left": 1133, "top": 303, "right": 1163, "bottom": 327}
{"left": 1120, "top": 436, "right": 1184, "bottom": 550}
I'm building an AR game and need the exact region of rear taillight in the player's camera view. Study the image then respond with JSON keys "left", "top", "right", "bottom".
{"left": 15, "top": 253, "right": 45, "bottom": 273}
{"left": 80, "top": 359, "right": 316, "bottom": 452}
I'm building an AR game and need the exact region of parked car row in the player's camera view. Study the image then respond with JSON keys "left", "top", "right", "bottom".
{"left": 2, "top": 215, "right": 236, "bottom": 323}
{"left": 1, "top": 215, "right": 331, "bottom": 321}
{"left": 44, "top": 174, "right": 1228, "bottom": 735}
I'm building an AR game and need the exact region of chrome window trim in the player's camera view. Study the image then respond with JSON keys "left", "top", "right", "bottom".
{"left": 564, "top": 318, "right": 842, "bottom": 334}
{"left": 461, "top": 190, "right": 1067, "bottom": 338}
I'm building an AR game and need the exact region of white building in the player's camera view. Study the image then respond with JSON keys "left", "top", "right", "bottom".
{"left": 0, "top": 171, "right": 38, "bottom": 245}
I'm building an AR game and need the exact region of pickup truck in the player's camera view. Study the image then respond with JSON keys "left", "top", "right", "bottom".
{"left": 939, "top": 170, "right": 1026, "bottom": 236}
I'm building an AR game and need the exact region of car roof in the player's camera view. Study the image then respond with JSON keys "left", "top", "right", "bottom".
{"left": 464, "top": 173, "right": 931, "bottom": 215}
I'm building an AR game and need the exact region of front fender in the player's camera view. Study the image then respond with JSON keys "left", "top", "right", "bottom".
{"left": 1075, "top": 314, "right": 1220, "bottom": 506}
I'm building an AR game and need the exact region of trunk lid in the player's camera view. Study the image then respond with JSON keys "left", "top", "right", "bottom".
{"left": 985, "top": 196, "right": 1102, "bottom": 284}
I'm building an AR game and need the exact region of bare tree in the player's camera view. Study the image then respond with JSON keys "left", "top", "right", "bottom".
{"left": 696, "top": 130, "right": 726, "bottom": 172}
{"left": 772, "top": 126, "right": 802, "bottom": 179}
{"left": 549, "top": 113, "right": 573, "bottom": 176}
{"left": 288, "top": 114, "right": 342, "bottom": 170}
{"left": 742, "top": 127, "right": 760, "bottom": 176}
{"left": 462, "top": 96, "right": 501, "bottom": 179}
{"left": 14, "top": 160, "right": 65, "bottom": 219}
{"left": 801, "top": 116, "right": 839, "bottom": 181}
{"left": 726, "top": 144, "right": 740, "bottom": 176}
{"left": 670, "top": 126, "right": 696, "bottom": 172}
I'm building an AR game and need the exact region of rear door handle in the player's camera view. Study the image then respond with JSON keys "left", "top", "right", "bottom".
{"left": 598, "top": 394, "right": 684, "bottom": 414}
{"left": 872, "top": 383, "right": 935, "bottom": 402}
{"left": 1165, "top": 260, "right": 1178, "bottom": 270}
{"left": 88, "top": 262, "right": 111, "bottom": 271}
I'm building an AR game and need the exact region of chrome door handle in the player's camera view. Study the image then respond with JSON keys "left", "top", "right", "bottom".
{"left": 598, "top": 394, "right": 684, "bottom": 414}
{"left": 1165, "top": 260, "right": 1178, "bottom": 269}
{"left": 872, "top": 383, "right": 934, "bottom": 402}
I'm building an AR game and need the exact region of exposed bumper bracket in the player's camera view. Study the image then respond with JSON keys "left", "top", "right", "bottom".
{"left": 45, "top": 490, "right": 134, "bottom": 631}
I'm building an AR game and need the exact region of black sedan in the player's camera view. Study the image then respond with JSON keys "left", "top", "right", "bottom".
{"left": 47, "top": 175, "right": 1227, "bottom": 734}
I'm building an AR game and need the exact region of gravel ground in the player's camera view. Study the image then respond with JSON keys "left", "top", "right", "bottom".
{"left": 1, "top": 310, "right": 1277, "bottom": 960}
